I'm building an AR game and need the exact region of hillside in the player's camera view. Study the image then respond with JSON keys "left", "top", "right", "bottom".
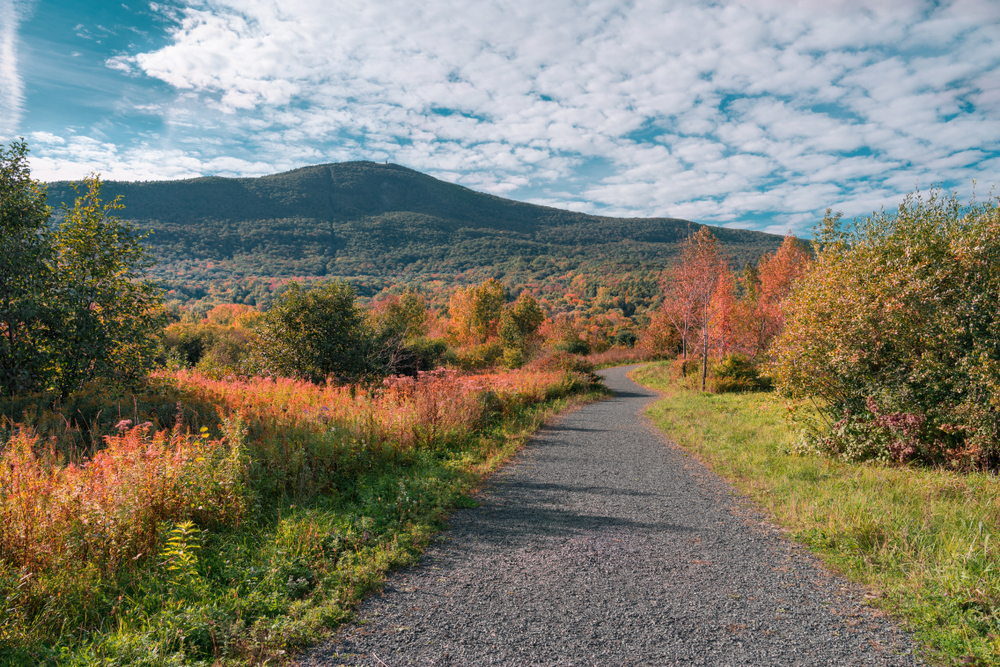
{"left": 45, "top": 162, "right": 785, "bottom": 313}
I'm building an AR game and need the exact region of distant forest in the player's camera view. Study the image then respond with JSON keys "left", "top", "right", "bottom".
{"left": 45, "top": 162, "right": 785, "bottom": 317}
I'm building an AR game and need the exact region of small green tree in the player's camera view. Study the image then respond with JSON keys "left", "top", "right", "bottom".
{"left": 0, "top": 142, "right": 164, "bottom": 396}
{"left": 367, "top": 290, "right": 429, "bottom": 342}
{"left": 245, "top": 281, "right": 369, "bottom": 383}
{"left": 50, "top": 176, "right": 164, "bottom": 394}
{"left": 366, "top": 290, "right": 433, "bottom": 376}
{"left": 0, "top": 141, "right": 56, "bottom": 394}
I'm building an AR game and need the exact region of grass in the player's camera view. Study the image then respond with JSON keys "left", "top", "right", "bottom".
{"left": 0, "top": 368, "right": 605, "bottom": 666}
{"left": 632, "top": 362, "right": 1000, "bottom": 667}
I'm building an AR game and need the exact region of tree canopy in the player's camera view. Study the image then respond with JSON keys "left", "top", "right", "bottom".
{"left": 243, "top": 281, "right": 370, "bottom": 384}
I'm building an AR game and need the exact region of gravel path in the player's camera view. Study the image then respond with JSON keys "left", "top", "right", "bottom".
{"left": 298, "top": 365, "right": 922, "bottom": 666}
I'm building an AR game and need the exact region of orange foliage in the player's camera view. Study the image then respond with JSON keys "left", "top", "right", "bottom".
{"left": 204, "top": 303, "right": 259, "bottom": 327}
{"left": 165, "top": 367, "right": 572, "bottom": 454}
{"left": 730, "top": 234, "right": 812, "bottom": 359}
{"left": 0, "top": 365, "right": 583, "bottom": 575}
{"left": 660, "top": 228, "right": 729, "bottom": 390}
{"left": 0, "top": 422, "right": 246, "bottom": 572}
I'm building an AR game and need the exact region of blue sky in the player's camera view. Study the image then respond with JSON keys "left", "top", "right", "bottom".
{"left": 3, "top": 0, "right": 999, "bottom": 234}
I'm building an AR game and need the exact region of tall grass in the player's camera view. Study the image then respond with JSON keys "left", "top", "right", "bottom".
{"left": 633, "top": 362, "right": 1000, "bottom": 666}
{"left": 0, "top": 367, "right": 600, "bottom": 665}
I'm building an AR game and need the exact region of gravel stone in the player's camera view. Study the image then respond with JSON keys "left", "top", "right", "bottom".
{"left": 298, "top": 365, "right": 923, "bottom": 666}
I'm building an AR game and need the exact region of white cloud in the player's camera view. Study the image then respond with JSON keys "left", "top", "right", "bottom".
{"left": 19, "top": 0, "right": 1000, "bottom": 229}
{"left": 28, "top": 134, "right": 278, "bottom": 182}
{"left": 0, "top": 0, "right": 26, "bottom": 140}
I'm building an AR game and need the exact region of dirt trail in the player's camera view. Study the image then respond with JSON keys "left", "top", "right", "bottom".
{"left": 298, "top": 365, "right": 921, "bottom": 666}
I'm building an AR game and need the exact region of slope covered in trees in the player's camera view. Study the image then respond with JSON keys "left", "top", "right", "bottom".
{"left": 44, "top": 162, "right": 785, "bottom": 310}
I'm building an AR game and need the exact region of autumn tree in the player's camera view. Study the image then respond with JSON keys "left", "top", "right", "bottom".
{"left": 663, "top": 228, "right": 729, "bottom": 390}
{"left": 498, "top": 292, "right": 545, "bottom": 367}
{"left": 734, "top": 233, "right": 812, "bottom": 359}
{"left": 447, "top": 278, "right": 506, "bottom": 347}
{"left": 659, "top": 269, "right": 696, "bottom": 360}
{"left": 638, "top": 309, "right": 681, "bottom": 357}
{"left": 204, "top": 303, "right": 260, "bottom": 328}
{"left": 709, "top": 269, "right": 737, "bottom": 358}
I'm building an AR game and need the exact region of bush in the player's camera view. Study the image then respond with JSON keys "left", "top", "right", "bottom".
{"left": 553, "top": 338, "right": 590, "bottom": 355}
{"left": 163, "top": 323, "right": 222, "bottom": 367}
{"left": 710, "top": 354, "right": 772, "bottom": 393}
{"left": 455, "top": 341, "right": 504, "bottom": 370}
{"left": 771, "top": 191, "right": 1000, "bottom": 469}
{"left": 611, "top": 330, "right": 638, "bottom": 348}
{"left": 0, "top": 419, "right": 248, "bottom": 574}
{"left": 195, "top": 327, "right": 254, "bottom": 379}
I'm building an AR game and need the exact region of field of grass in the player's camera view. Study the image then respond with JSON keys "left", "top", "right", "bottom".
{"left": 0, "top": 367, "right": 604, "bottom": 666}
{"left": 632, "top": 362, "right": 1000, "bottom": 667}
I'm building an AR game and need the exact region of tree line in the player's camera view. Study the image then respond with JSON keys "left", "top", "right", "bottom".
{"left": 7, "top": 138, "right": 1000, "bottom": 471}
{"left": 659, "top": 191, "right": 1000, "bottom": 470}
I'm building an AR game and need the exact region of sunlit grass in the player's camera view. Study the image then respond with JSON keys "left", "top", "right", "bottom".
{"left": 633, "top": 362, "right": 1000, "bottom": 666}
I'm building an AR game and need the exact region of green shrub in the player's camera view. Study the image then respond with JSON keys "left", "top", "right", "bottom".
{"left": 553, "top": 338, "right": 590, "bottom": 355}
{"left": 528, "top": 351, "right": 595, "bottom": 376}
{"left": 611, "top": 330, "right": 638, "bottom": 348}
{"left": 455, "top": 341, "right": 504, "bottom": 370}
{"left": 243, "top": 281, "right": 370, "bottom": 384}
{"left": 772, "top": 191, "right": 1000, "bottom": 469}
{"left": 710, "top": 354, "right": 772, "bottom": 393}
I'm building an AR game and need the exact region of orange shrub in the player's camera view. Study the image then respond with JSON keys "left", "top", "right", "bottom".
{"left": 0, "top": 421, "right": 247, "bottom": 573}
{"left": 0, "top": 366, "right": 588, "bottom": 575}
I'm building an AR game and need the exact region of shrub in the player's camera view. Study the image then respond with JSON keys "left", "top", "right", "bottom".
{"left": 771, "top": 190, "right": 1000, "bottom": 469}
{"left": 554, "top": 338, "right": 590, "bottom": 355}
{"left": 244, "top": 281, "right": 370, "bottom": 384}
{"left": 404, "top": 337, "right": 449, "bottom": 372}
{"left": 455, "top": 341, "right": 504, "bottom": 370}
{"left": 611, "top": 330, "right": 638, "bottom": 348}
{"left": 710, "top": 354, "right": 772, "bottom": 393}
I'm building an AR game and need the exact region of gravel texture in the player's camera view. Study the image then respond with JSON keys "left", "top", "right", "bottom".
{"left": 298, "top": 365, "right": 923, "bottom": 666}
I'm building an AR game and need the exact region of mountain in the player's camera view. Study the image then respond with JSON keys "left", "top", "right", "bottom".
{"left": 44, "top": 162, "right": 785, "bottom": 311}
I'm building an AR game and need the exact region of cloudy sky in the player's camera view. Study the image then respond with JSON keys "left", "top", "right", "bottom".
{"left": 3, "top": 0, "right": 999, "bottom": 233}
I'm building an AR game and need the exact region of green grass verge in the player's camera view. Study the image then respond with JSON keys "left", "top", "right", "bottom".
{"left": 631, "top": 362, "right": 1000, "bottom": 667}
{"left": 0, "top": 388, "right": 606, "bottom": 667}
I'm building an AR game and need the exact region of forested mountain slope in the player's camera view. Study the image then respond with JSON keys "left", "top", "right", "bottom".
{"left": 45, "top": 162, "right": 784, "bottom": 309}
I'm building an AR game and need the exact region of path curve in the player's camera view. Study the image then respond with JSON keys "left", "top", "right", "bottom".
{"left": 299, "top": 366, "right": 921, "bottom": 666}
